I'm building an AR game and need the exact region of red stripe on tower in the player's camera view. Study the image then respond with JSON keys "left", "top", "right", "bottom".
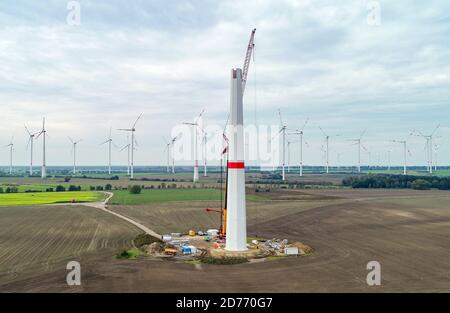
{"left": 228, "top": 161, "right": 245, "bottom": 169}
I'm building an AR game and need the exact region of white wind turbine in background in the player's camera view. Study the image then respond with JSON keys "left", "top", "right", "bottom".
{"left": 276, "top": 109, "right": 288, "bottom": 181}
{"left": 411, "top": 124, "right": 440, "bottom": 174}
{"left": 68, "top": 137, "right": 82, "bottom": 174}
{"left": 118, "top": 113, "right": 143, "bottom": 179}
{"left": 35, "top": 118, "right": 47, "bottom": 179}
{"left": 347, "top": 129, "right": 366, "bottom": 173}
{"left": 288, "top": 118, "right": 309, "bottom": 176}
{"left": 100, "top": 128, "right": 115, "bottom": 175}
{"left": 183, "top": 109, "right": 205, "bottom": 183}
{"left": 25, "top": 125, "right": 38, "bottom": 176}
{"left": 163, "top": 135, "right": 180, "bottom": 174}
{"left": 392, "top": 139, "right": 411, "bottom": 175}
{"left": 318, "top": 126, "right": 340, "bottom": 174}
{"left": 171, "top": 135, "right": 179, "bottom": 174}
{"left": 201, "top": 128, "right": 208, "bottom": 177}
{"left": 4, "top": 137, "right": 14, "bottom": 175}
{"left": 433, "top": 144, "right": 439, "bottom": 172}
{"left": 286, "top": 140, "right": 292, "bottom": 173}
{"left": 119, "top": 135, "right": 131, "bottom": 176}
{"left": 163, "top": 138, "right": 171, "bottom": 173}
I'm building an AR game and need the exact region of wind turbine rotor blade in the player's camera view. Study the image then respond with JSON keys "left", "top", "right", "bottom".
{"left": 26, "top": 137, "right": 31, "bottom": 151}
{"left": 431, "top": 124, "right": 440, "bottom": 136}
{"left": 318, "top": 126, "right": 327, "bottom": 137}
{"left": 24, "top": 125, "right": 31, "bottom": 136}
{"left": 132, "top": 113, "right": 143, "bottom": 128}
{"left": 300, "top": 117, "right": 309, "bottom": 132}
{"left": 196, "top": 109, "right": 206, "bottom": 122}
{"left": 68, "top": 136, "right": 74, "bottom": 143}
{"left": 360, "top": 129, "right": 367, "bottom": 139}
{"left": 277, "top": 109, "right": 284, "bottom": 127}
{"left": 119, "top": 145, "right": 128, "bottom": 152}
{"left": 117, "top": 128, "right": 133, "bottom": 131}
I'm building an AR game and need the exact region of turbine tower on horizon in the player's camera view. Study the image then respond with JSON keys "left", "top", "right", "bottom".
{"left": 68, "top": 137, "right": 82, "bottom": 174}
{"left": 289, "top": 118, "right": 309, "bottom": 176}
{"left": 4, "top": 137, "right": 14, "bottom": 175}
{"left": 118, "top": 113, "right": 142, "bottom": 179}
{"left": 100, "top": 128, "right": 115, "bottom": 175}
{"left": 318, "top": 126, "right": 340, "bottom": 174}
{"left": 347, "top": 129, "right": 367, "bottom": 173}
{"left": 183, "top": 109, "right": 205, "bottom": 183}
{"left": 412, "top": 124, "right": 440, "bottom": 174}
{"left": 35, "top": 118, "right": 47, "bottom": 179}
{"left": 25, "top": 125, "right": 38, "bottom": 176}
{"left": 392, "top": 139, "right": 410, "bottom": 175}
{"left": 277, "top": 109, "right": 287, "bottom": 181}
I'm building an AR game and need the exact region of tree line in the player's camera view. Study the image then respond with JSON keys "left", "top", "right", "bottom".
{"left": 342, "top": 174, "right": 450, "bottom": 190}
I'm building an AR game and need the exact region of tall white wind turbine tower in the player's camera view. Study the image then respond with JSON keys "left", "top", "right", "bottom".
{"left": 100, "top": 128, "right": 114, "bottom": 175}
{"left": 392, "top": 139, "right": 410, "bottom": 175}
{"left": 4, "top": 137, "right": 14, "bottom": 175}
{"left": 171, "top": 135, "right": 179, "bottom": 174}
{"left": 183, "top": 109, "right": 205, "bottom": 183}
{"left": 35, "top": 118, "right": 47, "bottom": 179}
{"left": 202, "top": 129, "right": 208, "bottom": 177}
{"left": 412, "top": 124, "right": 440, "bottom": 174}
{"left": 119, "top": 140, "right": 131, "bottom": 176}
{"left": 118, "top": 113, "right": 142, "bottom": 179}
{"left": 163, "top": 139, "right": 171, "bottom": 173}
{"left": 433, "top": 144, "right": 439, "bottom": 172}
{"left": 225, "top": 68, "right": 247, "bottom": 252}
{"left": 277, "top": 109, "right": 287, "bottom": 181}
{"left": 347, "top": 129, "right": 366, "bottom": 173}
{"left": 25, "top": 125, "right": 38, "bottom": 176}
{"left": 287, "top": 140, "right": 291, "bottom": 173}
{"left": 318, "top": 126, "right": 340, "bottom": 174}
{"left": 68, "top": 137, "right": 82, "bottom": 174}
{"left": 289, "top": 118, "right": 309, "bottom": 176}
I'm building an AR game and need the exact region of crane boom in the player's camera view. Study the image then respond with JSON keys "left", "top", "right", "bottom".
{"left": 242, "top": 28, "right": 256, "bottom": 94}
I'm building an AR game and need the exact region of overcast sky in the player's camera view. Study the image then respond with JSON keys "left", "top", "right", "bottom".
{"left": 0, "top": 0, "right": 449, "bottom": 167}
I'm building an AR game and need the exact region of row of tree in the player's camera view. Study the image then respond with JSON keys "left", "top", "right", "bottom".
{"left": 342, "top": 174, "right": 450, "bottom": 190}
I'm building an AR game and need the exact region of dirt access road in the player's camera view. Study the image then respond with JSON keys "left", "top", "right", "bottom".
{"left": 53, "top": 192, "right": 160, "bottom": 239}
{"left": 3, "top": 189, "right": 450, "bottom": 292}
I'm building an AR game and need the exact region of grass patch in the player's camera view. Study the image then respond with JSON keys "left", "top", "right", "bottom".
{"left": 200, "top": 256, "right": 248, "bottom": 265}
{"left": 109, "top": 188, "right": 265, "bottom": 205}
{"left": 116, "top": 247, "right": 145, "bottom": 259}
{"left": 0, "top": 191, "right": 104, "bottom": 206}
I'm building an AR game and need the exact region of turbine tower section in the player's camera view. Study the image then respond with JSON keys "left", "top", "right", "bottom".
{"left": 225, "top": 68, "right": 247, "bottom": 252}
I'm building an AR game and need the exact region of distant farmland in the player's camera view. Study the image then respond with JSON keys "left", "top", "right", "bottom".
{"left": 0, "top": 205, "right": 140, "bottom": 285}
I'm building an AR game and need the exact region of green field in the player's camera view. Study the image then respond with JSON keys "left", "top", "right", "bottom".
{"left": 0, "top": 182, "right": 91, "bottom": 192}
{"left": 0, "top": 191, "right": 104, "bottom": 206}
{"left": 109, "top": 188, "right": 265, "bottom": 205}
